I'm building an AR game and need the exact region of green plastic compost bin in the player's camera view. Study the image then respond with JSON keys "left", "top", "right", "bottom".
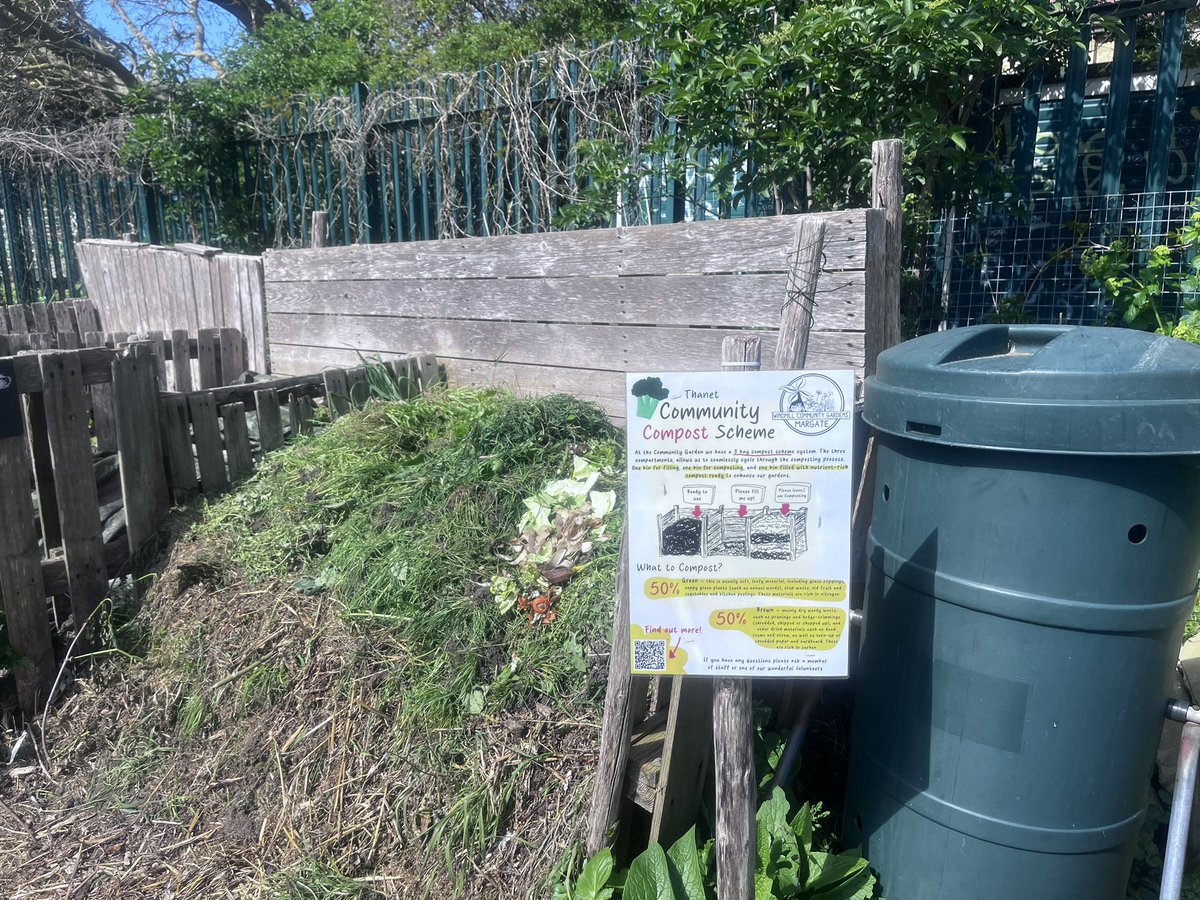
{"left": 843, "top": 324, "right": 1200, "bottom": 900}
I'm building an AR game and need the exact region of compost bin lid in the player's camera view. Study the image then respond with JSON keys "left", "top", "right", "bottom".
{"left": 863, "top": 325, "right": 1200, "bottom": 455}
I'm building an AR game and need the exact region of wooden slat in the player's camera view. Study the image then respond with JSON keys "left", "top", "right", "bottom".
{"left": 221, "top": 402, "right": 254, "bottom": 480}
{"left": 84, "top": 332, "right": 118, "bottom": 453}
{"left": 147, "top": 330, "right": 168, "bottom": 387}
{"left": 7, "top": 334, "right": 29, "bottom": 353}
{"left": 171, "top": 329, "right": 193, "bottom": 392}
{"left": 323, "top": 368, "right": 351, "bottom": 418}
{"left": 387, "top": 357, "right": 418, "bottom": 400}
{"left": 649, "top": 677, "right": 713, "bottom": 847}
{"left": 39, "top": 351, "right": 107, "bottom": 640}
{"left": 219, "top": 326, "right": 245, "bottom": 384}
{"left": 267, "top": 315, "right": 865, "bottom": 375}
{"left": 288, "top": 391, "right": 312, "bottom": 435}
{"left": 0, "top": 428, "right": 55, "bottom": 713}
{"left": 50, "top": 300, "right": 78, "bottom": 336}
{"left": 23, "top": 388, "right": 61, "bottom": 551}
{"left": 198, "top": 327, "right": 221, "bottom": 389}
{"left": 174, "top": 373, "right": 324, "bottom": 407}
{"left": 57, "top": 332, "right": 80, "bottom": 350}
{"left": 7, "top": 304, "right": 29, "bottom": 334}
{"left": 244, "top": 256, "right": 268, "bottom": 374}
{"left": 188, "top": 392, "right": 228, "bottom": 493}
{"left": 0, "top": 335, "right": 8, "bottom": 356}
{"left": 31, "top": 303, "right": 51, "bottom": 334}
{"left": 113, "top": 343, "right": 169, "bottom": 553}
{"left": 0, "top": 307, "right": 8, "bottom": 334}
{"left": 264, "top": 272, "right": 866, "bottom": 331}
{"left": 75, "top": 299, "right": 102, "bottom": 333}
{"left": 263, "top": 212, "right": 869, "bottom": 282}
{"left": 256, "top": 389, "right": 284, "bottom": 453}
{"left": 159, "top": 394, "right": 198, "bottom": 499}
{"left": 346, "top": 365, "right": 370, "bottom": 408}
{"left": 416, "top": 355, "right": 442, "bottom": 391}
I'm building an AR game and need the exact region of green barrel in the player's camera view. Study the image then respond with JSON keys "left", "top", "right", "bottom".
{"left": 844, "top": 325, "right": 1200, "bottom": 899}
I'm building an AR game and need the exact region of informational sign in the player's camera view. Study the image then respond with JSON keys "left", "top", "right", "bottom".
{"left": 0, "top": 359, "right": 22, "bottom": 440}
{"left": 626, "top": 370, "right": 855, "bottom": 678}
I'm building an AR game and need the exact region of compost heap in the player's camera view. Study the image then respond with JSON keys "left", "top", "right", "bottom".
{"left": 0, "top": 389, "right": 624, "bottom": 899}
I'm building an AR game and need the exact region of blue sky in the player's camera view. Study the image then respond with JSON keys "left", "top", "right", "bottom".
{"left": 83, "top": 0, "right": 245, "bottom": 73}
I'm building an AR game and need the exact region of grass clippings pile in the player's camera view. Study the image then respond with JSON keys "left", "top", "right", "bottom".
{"left": 0, "top": 388, "right": 624, "bottom": 899}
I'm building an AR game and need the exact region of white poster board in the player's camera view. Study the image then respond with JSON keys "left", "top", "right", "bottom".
{"left": 626, "top": 370, "right": 855, "bottom": 678}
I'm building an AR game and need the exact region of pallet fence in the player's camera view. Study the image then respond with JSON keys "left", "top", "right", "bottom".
{"left": 0, "top": 331, "right": 443, "bottom": 714}
{"left": 75, "top": 240, "right": 268, "bottom": 377}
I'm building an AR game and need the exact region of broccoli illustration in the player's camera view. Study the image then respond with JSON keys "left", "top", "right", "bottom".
{"left": 631, "top": 377, "right": 670, "bottom": 419}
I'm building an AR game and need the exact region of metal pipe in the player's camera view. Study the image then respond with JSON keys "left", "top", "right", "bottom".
{"left": 1160, "top": 716, "right": 1200, "bottom": 900}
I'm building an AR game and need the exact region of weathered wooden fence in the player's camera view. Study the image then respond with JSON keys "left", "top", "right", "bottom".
{"left": 0, "top": 332, "right": 440, "bottom": 715}
{"left": 263, "top": 209, "right": 888, "bottom": 424}
{"left": 75, "top": 240, "right": 268, "bottom": 376}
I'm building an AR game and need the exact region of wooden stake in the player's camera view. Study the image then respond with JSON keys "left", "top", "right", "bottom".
{"left": 775, "top": 217, "right": 827, "bottom": 370}
{"left": 713, "top": 334, "right": 762, "bottom": 900}
{"left": 585, "top": 528, "right": 640, "bottom": 855}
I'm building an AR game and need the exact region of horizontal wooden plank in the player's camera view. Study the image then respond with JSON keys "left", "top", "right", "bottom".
{"left": 12, "top": 347, "right": 116, "bottom": 392}
{"left": 263, "top": 212, "right": 868, "bottom": 283}
{"left": 167, "top": 373, "right": 326, "bottom": 406}
{"left": 265, "top": 271, "right": 866, "bottom": 332}
{"left": 268, "top": 313, "right": 865, "bottom": 375}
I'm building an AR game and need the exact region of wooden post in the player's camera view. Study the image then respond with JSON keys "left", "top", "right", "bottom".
{"left": 323, "top": 368, "right": 351, "bottom": 419}
{"left": 775, "top": 217, "right": 827, "bottom": 370}
{"left": 713, "top": 334, "right": 762, "bottom": 900}
{"left": 256, "top": 389, "right": 284, "bottom": 453}
{"left": 870, "top": 139, "right": 903, "bottom": 373}
{"left": 221, "top": 402, "right": 254, "bottom": 480}
{"left": 188, "top": 392, "right": 228, "bottom": 493}
{"left": 585, "top": 528, "right": 640, "bottom": 855}
{"left": 417, "top": 354, "right": 442, "bottom": 391}
{"left": 159, "top": 394, "right": 198, "bottom": 500}
{"left": 311, "top": 211, "right": 329, "bottom": 248}
{"left": 0, "top": 426, "right": 55, "bottom": 713}
{"left": 113, "top": 343, "right": 169, "bottom": 555}
{"left": 39, "top": 351, "right": 107, "bottom": 643}
{"left": 170, "top": 329, "right": 193, "bottom": 392}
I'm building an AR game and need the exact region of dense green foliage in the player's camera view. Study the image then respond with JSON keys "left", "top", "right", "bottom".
{"left": 640, "top": 0, "right": 1090, "bottom": 211}
{"left": 1081, "top": 201, "right": 1200, "bottom": 344}
{"left": 555, "top": 790, "right": 877, "bottom": 900}
{"left": 225, "top": 0, "right": 631, "bottom": 101}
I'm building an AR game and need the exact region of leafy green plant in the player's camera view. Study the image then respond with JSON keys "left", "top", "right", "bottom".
{"left": 639, "top": 0, "right": 1091, "bottom": 213}
{"left": 1080, "top": 202, "right": 1200, "bottom": 343}
{"left": 555, "top": 789, "right": 878, "bottom": 899}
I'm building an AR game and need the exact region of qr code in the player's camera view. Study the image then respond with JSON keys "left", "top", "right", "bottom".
{"left": 633, "top": 639, "right": 667, "bottom": 672}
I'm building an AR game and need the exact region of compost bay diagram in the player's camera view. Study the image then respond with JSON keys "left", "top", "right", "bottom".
{"left": 658, "top": 488, "right": 810, "bottom": 561}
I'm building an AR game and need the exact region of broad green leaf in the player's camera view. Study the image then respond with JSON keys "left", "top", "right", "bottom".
{"left": 624, "top": 844, "right": 674, "bottom": 900}
{"left": 808, "top": 851, "right": 869, "bottom": 891}
{"left": 666, "top": 827, "right": 707, "bottom": 900}
{"left": 754, "top": 872, "right": 777, "bottom": 900}
{"left": 790, "top": 802, "right": 814, "bottom": 854}
{"left": 574, "top": 848, "right": 615, "bottom": 900}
